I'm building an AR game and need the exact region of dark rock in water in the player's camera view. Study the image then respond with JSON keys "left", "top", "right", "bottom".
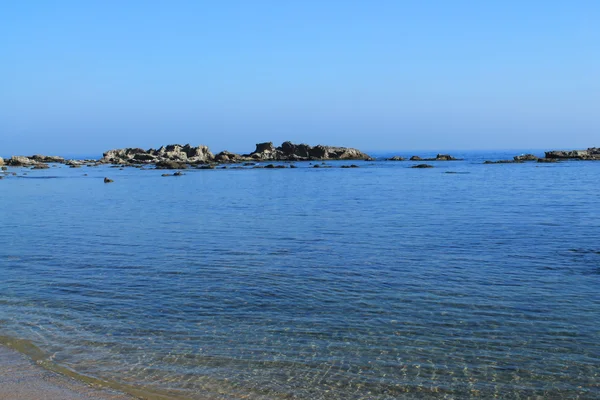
{"left": 161, "top": 173, "right": 171, "bottom": 177}
{"left": 341, "top": 164, "right": 359, "bottom": 168}
{"left": 248, "top": 141, "right": 371, "bottom": 161}
{"left": 1, "top": 166, "right": 8, "bottom": 171}
{"left": 264, "top": 164, "right": 286, "bottom": 169}
{"left": 30, "top": 155, "right": 65, "bottom": 163}
{"left": 289, "top": 164, "right": 297, "bottom": 168}
{"left": 387, "top": 156, "right": 405, "bottom": 161}
{"left": 537, "top": 158, "right": 559, "bottom": 163}
{"left": 104, "top": 177, "right": 114, "bottom": 183}
{"left": 156, "top": 160, "right": 188, "bottom": 169}
{"left": 313, "top": 164, "right": 321, "bottom": 168}
{"left": 411, "top": 154, "right": 460, "bottom": 162}
{"left": 173, "top": 171, "right": 184, "bottom": 176}
{"left": 544, "top": 147, "right": 600, "bottom": 160}
{"left": 197, "top": 165, "right": 215, "bottom": 170}
{"left": 32, "top": 163, "right": 50, "bottom": 169}
{"left": 214, "top": 150, "right": 241, "bottom": 163}
{"left": 411, "top": 164, "right": 434, "bottom": 168}
{"left": 513, "top": 154, "right": 539, "bottom": 161}
{"left": 484, "top": 160, "right": 521, "bottom": 164}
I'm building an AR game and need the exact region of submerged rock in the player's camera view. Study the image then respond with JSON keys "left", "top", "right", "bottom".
{"left": 104, "top": 177, "right": 114, "bottom": 183}
{"left": 31, "top": 163, "right": 50, "bottom": 169}
{"left": 411, "top": 164, "right": 434, "bottom": 168}
{"left": 484, "top": 160, "right": 521, "bottom": 164}
{"left": 537, "top": 158, "right": 559, "bottom": 163}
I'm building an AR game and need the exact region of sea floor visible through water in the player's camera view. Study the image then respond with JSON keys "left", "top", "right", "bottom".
{"left": 0, "top": 150, "right": 599, "bottom": 399}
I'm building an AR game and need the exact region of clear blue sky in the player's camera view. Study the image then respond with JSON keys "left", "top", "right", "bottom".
{"left": 1, "top": 0, "right": 598, "bottom": 156}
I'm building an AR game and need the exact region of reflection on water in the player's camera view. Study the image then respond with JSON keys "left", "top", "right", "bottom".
{"left": 1, "top": 153, "right": 599, "bottom": 399}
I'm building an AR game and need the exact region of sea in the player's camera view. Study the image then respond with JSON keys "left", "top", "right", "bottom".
{"left": 0, "top": 150, "right": 599, "bottom": 399}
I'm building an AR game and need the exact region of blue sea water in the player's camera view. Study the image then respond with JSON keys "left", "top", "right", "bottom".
{"left": 0, "top": 151, "right": 599, "bottom": 399}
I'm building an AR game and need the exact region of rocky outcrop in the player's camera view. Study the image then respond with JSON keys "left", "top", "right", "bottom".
{"left": 0, "top": 157, "right": 4, "bottom": 166}
{"left": 101, "top": 141, "right": 370, "bottom": 166}
{"left": 102, "top": 144, "right": 214, "bottom": 165}
{"left": 104, "top": 177, "right": 114, "bottom": 183}
{"left": 537, "top": 158, "right": 559, "bottom": 163}
{"left": 513, "top": 154, "right": 538, "bottom": 161}
{"left": 387, "top": 156, "right": 405, "bottom": 161}
{"left": 30, "top": 155, "right": 65, "bottom": 163}
{"left": 544, "top": 147, "right": 600, "bottom": 160}
{"left": 410, "top": 154, "right": 460, "bottom": 161}
{"left": 484, "top": 160, "right": 521, "bottom": 164}
{"left": 411, "top": 164, "right": 434, "bottom": 168}
{"left": 7, "top": 156, "right": 39, "bottom": 166}
{"left": 246, "top": 141, "right": 371, "bottom": 161}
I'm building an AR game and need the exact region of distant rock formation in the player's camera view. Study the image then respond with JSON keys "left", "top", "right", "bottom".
{"left": 544, "top": 147, "right": 600, "bottom": 160}
{"left": 101, "top": 142, "right": 371, "bottom": 166}
{"left": 513, "top": 154, "right": 539, "bottom": 161}
{"left": 387, "top": 156, "right": 405, "bottom": 161}
{"left": 484, "top": 160, "right": 521, "bottom": 164}
{"left": 5, "top": 155, "right": 65, "bottom": 167}
{"left": 103, "top": 144, "right": 214, "bottom": 165}
{"left": 410, "top": 154, "right": 460, "bottom": 161}
{"left": 245, "top": 141, "right": 371, "bottom": 161}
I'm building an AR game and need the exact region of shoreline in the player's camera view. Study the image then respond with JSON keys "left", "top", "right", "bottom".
{"left": 0, "top": 343, "right": 135, "bottom": 400}
{"left": 0, "top": 336, "right": 193, "bottom": 400}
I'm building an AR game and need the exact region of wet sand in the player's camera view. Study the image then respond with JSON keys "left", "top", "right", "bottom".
{"left": 0, "top": 345, "right": 135, "bottom": 400}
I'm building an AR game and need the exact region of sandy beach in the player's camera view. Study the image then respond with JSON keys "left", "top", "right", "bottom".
{"left": 0, "top": 345, "right": 134, "bottom": 400}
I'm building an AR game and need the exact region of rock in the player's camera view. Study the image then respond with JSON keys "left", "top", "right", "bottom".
{"left": 544, "top": 147, "right": 600, "bottom": 160}
{"left": 30, "top": 155, "right": 65, "bottom": 163}
{"left": 435, "top": 154, "right": 458, "bottom": 161}
{"left": 197, "top": 165, "right": 215, "bottom": 170}
{"left": 411, "top": 164, "right": 434, "bottom": 168}
{"left": 214, "top": 151, "right": 241, "bottom": 163}
{"left": 341, "top": 164, "right": 359, "bottom": 168}
{"left": 161, "top": 173, "right": 172, "bottom": 177}
{"left": 155, "top": 160, "right": 188, "bottom": 169}
{"left": 537, "top": 158, "right": 559, "bottom": 163}
{"left": 410, "top": 154, "right": 459, "bottom": 161}
{"left": 7, "top": 156, "right": 37, "bottom": 166}
{"left": 1, "top": 166, "right": 7, "bottom": 171}
{"left": 0, "top": 157, "right": 4, "bottom": 166}
{"left": 289, "top": 164, "right": 297, "bottom": 168}
{"left": 247, "top": 141, "right": 371, "bottom": 161}
{"left": 103, "top": 144, "right": 213, "bottom": 165}
{"left": 31, "top": 163, "right": 50, "bottom": 169}
{"left": 484, "top": 160, "right": 520, "bottom": 164}
{"left": 173, "top": 171, "right": 184, "bottom": 176}
{"left": 104, "top": 177, "right": 114, "bottom": 183}
{"left": 513, "top": 154, "right": 538, "bottom": 161}
{"left": 387, "top": 156, "right": 405, "bottom": 161}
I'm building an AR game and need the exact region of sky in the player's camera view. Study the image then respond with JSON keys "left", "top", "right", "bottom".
{"left": 1, "top": 0, "right": 599, "bottom": 156}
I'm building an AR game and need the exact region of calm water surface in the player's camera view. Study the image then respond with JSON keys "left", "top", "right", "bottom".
{"left": 0, "top": 151, "right": 599, "bottom": 399}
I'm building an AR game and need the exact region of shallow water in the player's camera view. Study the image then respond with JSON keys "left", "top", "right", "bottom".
{"left": 1, "top": 152, "right": 599, "bottom": 399}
